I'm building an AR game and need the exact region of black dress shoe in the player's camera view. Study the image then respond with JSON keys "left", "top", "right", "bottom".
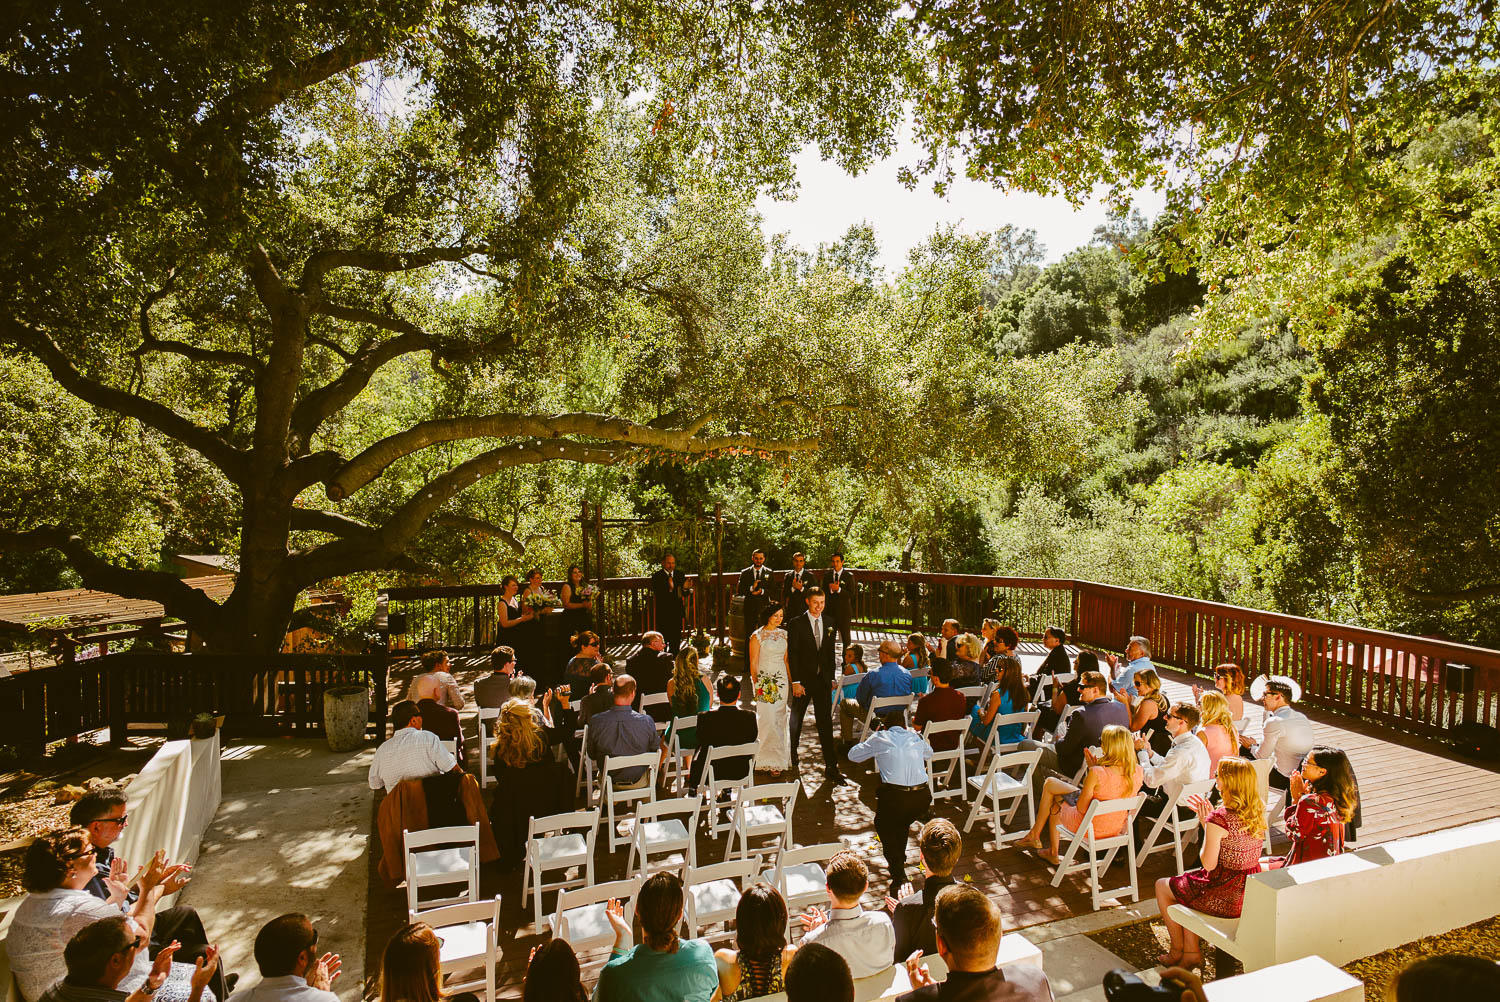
{"left": 828, "top": 770, "right": 852, "bottom": 786}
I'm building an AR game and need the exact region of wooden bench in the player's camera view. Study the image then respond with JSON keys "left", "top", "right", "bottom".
{"left": 1168, "top": 815, "right": 1500, "bottom": 971}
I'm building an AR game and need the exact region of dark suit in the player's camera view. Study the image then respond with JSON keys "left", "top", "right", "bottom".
{"left": 824, "top": 567, "right": 856, "bottom": 647}
{"left": 650, "top": 568, "right": 689, "bottom": 652}
{"left": 892, "top": 873, "right": 955, "bottom": 963}
{"left": 687, "top": 704, "right": 759, "bottom": 789}
{"left": 626, "top": 648, "right": 674, "bottom": 701}
{"left": 737, "top": 564, "right": 774, "bottom": 633}
{"left": 788, "top": 609, "right": 840, "bottom": 770}
{"left": 782, "top": 566, "right": 815, "bottom": 618}
{"left": 896, "top": 966, "right": 1053, "bottom": 1002}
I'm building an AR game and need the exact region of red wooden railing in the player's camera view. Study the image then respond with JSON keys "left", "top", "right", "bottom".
{"left": 379, "top": 573, "right": 1500, "bottom": 743}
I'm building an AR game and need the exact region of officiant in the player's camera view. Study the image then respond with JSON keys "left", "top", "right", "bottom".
{"left": 650, "top": 552, "right": 690, "bottom": 654}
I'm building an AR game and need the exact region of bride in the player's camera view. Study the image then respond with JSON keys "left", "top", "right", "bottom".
{"left": 749, "top": 602, "right": 792, "bottom": 773}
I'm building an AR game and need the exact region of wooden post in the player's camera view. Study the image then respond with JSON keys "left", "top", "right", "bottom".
{"left": 580, "top": 500, "right": 592, "bottom": 581}
{"left": 715, "top": 504, "right": 726, "bottom": 644}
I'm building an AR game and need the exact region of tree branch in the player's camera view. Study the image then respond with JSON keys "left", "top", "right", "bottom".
{"left": 301, "top": 246, "right": 486, "bottom": 294}
{"left": 134, "top": 276, "right": 262, "bottom": 371}
{"left": 324, "top": 412, "right": 818, "bottom": 501}
{"left": 289, "top": 508, "right": 375, "bottom": 537}
{"left": 1401, "top": 583, "right": 1500, "bottom": 603}
{"left": 431, "top": 513, "right": 530, "bottom": 554}
{"left": 4, "top": 317, "right": 249, "bottom": 482}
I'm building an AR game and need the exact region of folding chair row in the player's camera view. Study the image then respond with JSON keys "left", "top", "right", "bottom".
{"left": 410, "top": 895, "right": 501, "bottom": 1002}
{"left": 1136, "top": 778, "right": 1216, "bottom": 874}
{"left": 962, "top": 750, "right": 1040, "bottom": 847}
{"left": 477, "top": 707, "right": 499, "bottom": 789}
{"left": 404, "top": 823, "right": 481, "bottom": 916}
{"left": 923, "top": 718, "right": 972, "bottom": 800}
{"left": 1049, "top": 794, "right": 1148, "bottom": 911}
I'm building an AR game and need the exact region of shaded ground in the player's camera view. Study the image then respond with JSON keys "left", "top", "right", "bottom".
{"left": 1086, "top": 918, "right": 1241, "bottom": 983}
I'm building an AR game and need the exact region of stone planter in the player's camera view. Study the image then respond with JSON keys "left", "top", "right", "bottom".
{"left": 323, "top": 685, "right": 369, "bottom": 752}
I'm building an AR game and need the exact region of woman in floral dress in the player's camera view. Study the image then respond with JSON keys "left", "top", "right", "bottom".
{"left": 748, "top": 603, "right": 791, "bottom": 773}
{"left": 1265, "top": 746, "right": 1358, "bottom": 868}
{"left": 1155, "top": 757, "right": 1266, "bottom": 968}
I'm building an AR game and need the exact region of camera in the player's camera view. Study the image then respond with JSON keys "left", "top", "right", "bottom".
{"left": 1102, "top": 969, "right": 1187, "bottom": 1000}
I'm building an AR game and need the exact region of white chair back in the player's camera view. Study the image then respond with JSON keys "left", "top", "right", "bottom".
{"left": 973, "top": 709, "right": 1040, "bottom": 773}
{"left": 1138, "top": 777, "right": 1216, "bottom": 873}
{"left": 700, "top": 740, "right": 758, "bottom": 836}
{"left": 664, "top": 714, "right": 699, "bottom": 794}
{"left": 962, "top": 748, "right": 1041, "bottom": 845}
{"left": 408, "top": 895, "right": 501, "bottom": 1002}
{"left": 523, "top": 808, "right": 600, "bottom": 932}
{"left": 476, "top": 707, "right": 500, "bottom": 788}
{"left": 762, "top": 840, "right": 846, "bottom": 932}
{"left": 727, "top": 780, "right": 798, "bottom": 862}
{"left": 923, "top": 718, "right": 971, "bottom": 799}
{"left": 403, "top": 823, "right": 480, "bottom": 915}
{"left": 602, "top": 751, "right": 660, "bottom": 851}
{"left": 627, "top": 794, "right": 702, "bottom": 877}
{"left": 1051, "top": 794, "right": 1148, "bottom": 910}
{"left": 683, "top": 855, "right": 763, "bottom": 940}
{"left": 551, "top": 876, "right": 641, "bottom": 954}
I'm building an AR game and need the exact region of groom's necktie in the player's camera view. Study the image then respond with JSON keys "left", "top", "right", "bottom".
{"left": 811, "top": 616, "right": 821, "bottom": 649}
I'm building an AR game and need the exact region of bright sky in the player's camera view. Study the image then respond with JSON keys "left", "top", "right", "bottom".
{"left": 754, "top": 143, "right": 1167, "bottom": 275}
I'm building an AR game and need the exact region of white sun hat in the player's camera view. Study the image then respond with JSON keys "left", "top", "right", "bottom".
{"left": 1249, "top": 673, "right": 1303, "bottom": 703}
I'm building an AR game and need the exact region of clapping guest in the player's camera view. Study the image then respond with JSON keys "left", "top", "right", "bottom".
{"left": 522, "top": 941, "right": 587, "bottom": 1002}
{"left": 970, "top": 655, "right": 1029, "bottom": 748}
{"left": 379, "top": 923, "right": 477, "bottom": 1002}
{"left": 1239, "top": 675, "right": 1316, "bottom": 792}
{"left": 898, "top": 885, "right": 1052, "bottom": 1002}
{"left": 714, "top": 883, "right": 797, "bottom": 1000}
{"left": 594, "top": 874, "right": 718, "bottom": 1002}
{"left": 38, "top": 917, "right": 218, "bottom": 1002}
{"left": 687, "top": 674, "right": 758, "bottom": 791}
{"left": 886, "top": 820, "right": 962, "bottom": 964}
{"left": 1015, "top": 725, "right": 1142, "bottom": 866}
{"left": 798, "top": 851, "right": 894, "bottom": 979}
{"left": 225, "top": 914, "right": 339, "bottom": 1002}
{"left": 576, "top": 663, "right": 616, "bottom": 726}
{"left": 1033, "top": 649, "right": 1098, "bottom": 738}
{"left": 947, "top": 634, "right": 985, "bottom": 687}
{"left": 1264, "top": 746, "right": 1359, "bottom": 868}
{"left": 1132, "top": 703, "right": 1211, "bottom": 844}
{"left": 1116, "top": 668, "right": 1170, "bottom": 756}
{"left": 488, "top": 700, "right": 570, "bottom": 869}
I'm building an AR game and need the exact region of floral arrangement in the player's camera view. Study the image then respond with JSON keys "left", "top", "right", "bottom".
{"left": 755, "top": 674, "right": 783, "bottom": 705}
{"left": 576, "top": 583, "right": 598, "bottom": 600}
{"left": 524, "top": 590, "right": 562, "bottom": 609}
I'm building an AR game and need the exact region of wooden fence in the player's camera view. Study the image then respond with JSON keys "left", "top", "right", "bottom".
{"left": 0, "top": 653, "right": 388, "bottom": 753}
{"left": 379, "top": 573, "right": 1500, "bottom": 742}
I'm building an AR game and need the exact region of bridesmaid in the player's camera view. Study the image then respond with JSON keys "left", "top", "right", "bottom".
{"left": 559, "top": 564, "right": 595, "bottom": 635}
{"left": 497, "top": 575, "right": 539, "bottom": 679}
{"left": 521, "top": 567, "right": 558, "bottom": 686}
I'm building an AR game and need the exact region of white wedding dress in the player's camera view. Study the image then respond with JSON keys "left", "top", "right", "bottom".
{"left": 751, "top": 625, "right": 792, "bottom": 770}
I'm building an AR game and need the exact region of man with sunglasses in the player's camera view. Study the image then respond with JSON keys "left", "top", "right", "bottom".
{"left": 225, "top": 914, "right": 339, "bottom": 1002}
{"left": 39, "top": 916, "right": 219, "bottom": 1002}
{"left": 70, "top": 789, "right": 230, "bottom": 999}
{"left": 1132, "top": 702, "right": 1211, "bottom": 845}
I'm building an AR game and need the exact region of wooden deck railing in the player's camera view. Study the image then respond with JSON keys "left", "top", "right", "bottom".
{"left": 380, "top": 573, "right": 1500, "bottom": 742}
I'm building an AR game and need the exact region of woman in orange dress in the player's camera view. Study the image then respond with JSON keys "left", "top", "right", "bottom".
{"left": 1016, "top": 724, "right": 1143, "bottom": 864}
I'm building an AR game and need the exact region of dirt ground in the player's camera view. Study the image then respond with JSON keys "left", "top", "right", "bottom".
{"left": 1088, "top": 913, "right": 1500, "bottom": 994}
{"left": 0, "top": 734, "right": 164, "bottom": 896}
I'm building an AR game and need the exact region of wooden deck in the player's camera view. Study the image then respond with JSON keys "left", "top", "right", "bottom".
{"left": 367, "top": 633, "right": 1500, "bottom": 998}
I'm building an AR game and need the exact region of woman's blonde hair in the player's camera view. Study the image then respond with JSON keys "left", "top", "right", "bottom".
{"left": 1134, "top": 668, "right": 1162, "bottom": 698}
{"left": 957, "top": 632, "right": 984, "bottom": 660}
{"left": 907, "top": 633, "right": 930, "bottom": 669}
{"left": 491, "top": 699, "right": 544, "bottom": 769}
{"left": 1215, "top": 758, "right": 1266, "bottom": 836}
{"left": 1198, "top": 690, "right": 1238, "bottom": 742}
{"left": 671, "top": 648, "right": 700, "bottom": 711}
{"left": 1098, "top": 725, "right": 1137, "bottom": 784}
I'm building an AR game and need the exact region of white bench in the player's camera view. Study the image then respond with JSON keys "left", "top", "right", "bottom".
{"left": 1168, "top": 815, "right": 1500, "bottom": 971}
{"left": 749, "top": 932, "right": 1041, "bottom": 1002}
{"left": 1202, "top": 955, "right": 1362, "bottom": 1001}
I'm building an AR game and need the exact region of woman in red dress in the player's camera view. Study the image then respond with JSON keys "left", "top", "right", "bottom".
{"left": 1264, "top": 746, "right": 1359, "bottom": 868}
{"left": 1154, "top": 757, "right": 1266, "bottom": 968}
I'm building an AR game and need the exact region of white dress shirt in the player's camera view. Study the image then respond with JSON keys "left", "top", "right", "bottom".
{"left": 848, "top": 726, "right": 933, "bottom": 786}
{"left": 1138, "top": 730, "right": 1211, "bottom": 802}
{"left": 368, "top": 725, "right": 457, "bottom": 791}
{"left": 801, "top": 904, "right": 894, "bottom": 978}
{"left": 1254, "top": 706, "right": 1316, "bottom": 777}
{"left": 226, "top": 975, "right": 339, "bottom": 1002}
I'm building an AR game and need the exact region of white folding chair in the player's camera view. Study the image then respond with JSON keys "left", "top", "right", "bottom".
{"left": 923, "top": 718, "right": 971, "bottom": 799}
{"left": 403, "top": 824, "right": 480, "bottom": 915}
{"left": 407, "top": 895, "right": 500, "bottom": 1002}
{"left": 626, "top": 795, "right": 701, "bottom": 877}
{"left": 726, "top": 781, "right": 798, "bottom": 862}
{"left": 602, "top": 751, "right": 660, "bottom": 851}
{"left": 834, "top": 673, "right": 867, "bottom": 742}
{"left": 573, "top": 725, "right": 597, "bottom": 806}
{"left": 1049, "top": 794, "right": 1147, "bottom": 911}
{"left": 664, "top": 715, "right": 699, "bottom": 795}
{"left": 683, "top": 856, "right": 762, "bottom": 942}
{"left": 523, "top": 809, "right": 598, "bottom": 932}
{"left": 440, "top": 737, "right": 461, "bottom": 769}
{"left": 476, "top": 708, "right": 499, "bottom": 788}
{"left": 855, "top": 694, "right": 913, "bottom": 745}
{"left": 697, "top": 741, "right": 758, "bottom": 837}
{"left": 549, "top": 876, "right": 640, "bottom": 955}
{"left": 1032, "top": 671, "right": 1076, "bottom": 705}
{"left": 1249, "top": 755, "right": 1277, "bottom": 852}
{"left": 955, "top": 685, "right": 986, "bottom": 704}
{"left": 762, "top": 841, "right": 846, "bottom": 934}
{"left": 962, "top": 749, "right": 1040, "bottom": 844}
{"left": 1137, "top": 778, "right": 1215, "bottom": 874}
{"left": 972, "top": 710, "right": 1039, "bottom": 774}
{"left": 640, "top": 691, "right": 670, "bottom": 715}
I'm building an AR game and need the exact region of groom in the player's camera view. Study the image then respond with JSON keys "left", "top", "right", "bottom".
{"left": 788, "top": 588, "right": 848, "bottom": 784}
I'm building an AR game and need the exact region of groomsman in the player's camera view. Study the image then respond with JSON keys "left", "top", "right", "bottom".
{"left": 737, "top": 548, "right": 773, "bottom": 634}
{"left": 650, "top": 554, "right": 689, "bottom": 653}
{"left": 782, "top": 551, "right": 815, "bottom": 617}
{"left": 824, "top": 552, "right": 856, "bottom": 648}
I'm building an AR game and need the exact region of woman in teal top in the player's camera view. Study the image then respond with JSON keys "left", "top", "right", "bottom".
{"left": 595, "top": 873, "right": 719, "bottom": 1002}
{"left": 666, "top": 648, "right": 712, "bottom": 749}
{"left": 970, "top": 658, "right": 1031, "bottom": 745}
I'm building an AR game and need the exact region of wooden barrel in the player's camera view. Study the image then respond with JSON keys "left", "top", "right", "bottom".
{"left": 728, "top": 595, "right": 748, "bottom": 658}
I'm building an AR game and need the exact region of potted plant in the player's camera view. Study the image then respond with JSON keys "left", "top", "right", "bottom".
{"left": 323, "top": 679, "right": 370, "bottom": 752}
{"left": 189, "top": 712, "right": 218, "bottom": 740}
{"left": 690, "top": 629, "right": 712, "bottom": 658}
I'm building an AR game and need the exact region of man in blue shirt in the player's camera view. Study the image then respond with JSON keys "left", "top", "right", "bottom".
{"left": 842, "top": 640, "right": 912, "bottom": 746}
{"left": 585, "top": 674, "right": 660, "bottom": 787}
{"left": 1108, "top": 635, "right": 1154, "bottom": 699}
{"left": 849, "top": 714, "right": 933, "bottom": 886}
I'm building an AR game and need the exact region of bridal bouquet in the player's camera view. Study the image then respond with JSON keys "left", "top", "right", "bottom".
{"left": 524, "top": 590, "right": 561, "bottom": 609}
{"left": 576, "top": 584, "right": 598, "bottom": 600}
{"left": 755, "top": 675, "right": 783, "bottom": 705}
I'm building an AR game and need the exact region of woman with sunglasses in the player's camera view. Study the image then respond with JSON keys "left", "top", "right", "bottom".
{"left": 8, "top": 828, "right": 209, "bottom": 1002}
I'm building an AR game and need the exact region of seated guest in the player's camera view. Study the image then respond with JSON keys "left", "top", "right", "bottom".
{"left": 843, "top": 640, "right": 913, "bottom": 740}
{"left": 1194, "top": 691, "right": 1238, "bottom": 776}
{"left": 39, "top": 917, "right": 218, "bottom": 1002}
{"left": 563, "top": 631, "right": 605, "bottom": 700}
{"left": 1018, "top": 669, "right": 1130, "bottom": 797}
{"left": 378, "top": 922, "right": 478, "bottom": 1002}
{"left": 69, "top": 789, "right": 226, "bottom": 999}
{"left": 687, "top": 674, "right": 758, "bottom": 791}
{"left": 714, "top": 883, "right": 797, "bottom": 1000}
{"left": 1193, "top": 663, "right": 1246, "bottom": 723}
{"left": 783, "top": 944, "right": 853, "bottom": 1002}
{"left": 978, "top": 619, "right": 1002, "bottom": 664}
{"left": 1264, "top": 746, "right": 1359, "bottom": 868}
{"left": 416, "top": 698, "right": 464, "bottom": 769}
{"left": 977, "top": 626, "right": 1022, "bottom": 686}
{"left": 626, "top": 633, "right": 675, "bottom": 714}
{"left": 594, "top": 873, "right": 717, "bottom": 1002}
{"left": 1016, "top": 725, "right": 1142, "bottom": 865}
{"left": 935, "top": 620, "right": 962, "bottom": 668}
{"left": 665, "top": 648, "right": 712, "bottom": 778}
{"left": 904, "top": 636, "right": 932, "bottom": 695}
{"left": 407, "top": 649, "right": 465, "bottom": 710}
{"left": 1239, "top": 675, "right": 1315, "bottom": 791}
{"left": 1036, "top": 626, "right": 1070, "bottom": 683}
{"left": 1390, "top": 954, "right": 1500, "bottom": 1001}
{"left": 8, "top": 828, "right": 202, "bottom": 1002}
{"left": 898, "top": 885, "right": 1053, "bottom": 1002}
{"left": 1133, "top": 703, "right": 1211, "bottom": 843}
{"left": 1154, "top": 759, "right": 1265, "bottom": 968}
{"left": 585, "top": 675, "right": 660, "bottom": 788}
{"left": 836, "top": 645, "right": 866, "bottom": 742}
{"left": 488, "top": 700, "right": 571, "bottom": 869}
{"left": 849, "top": 715, "right": 933, "bottom": 886}
{"left": 886, "top": 819, "right": 962, "bottom": 964}
{"left": 970, "top": 656, "right": 1029, "bottom": 748}
{"left": 947, "top": 634, "right": 984, "bottom": 687}
{"left": 368, "top": 701, "right": 459, "bottom": 792}
{"left": 522, "top": 940, "right": 587, "bottom": 1002}
{"left": 798, "top": 850, "right": 894, "bottom": 979}
{"left": 226, "top": 914, "right": 339, "bottom": 1002}
{"left": 1033, "top": 650, "right": 1098, "bottom": 737}
{"left": 473, "top": 646, "right": 516, "bottom": 708}
{"left": 913, "top": 661, "right": 967, "bottom": 751}
{"left": 576, "top": 662, "right": 616, "bottom": 726}
{"left": 1116, "top": 668, "right": 1170, "bottom": 756}
{"left": 1106, "top": 635, "right": 1154, "bottom": 699}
